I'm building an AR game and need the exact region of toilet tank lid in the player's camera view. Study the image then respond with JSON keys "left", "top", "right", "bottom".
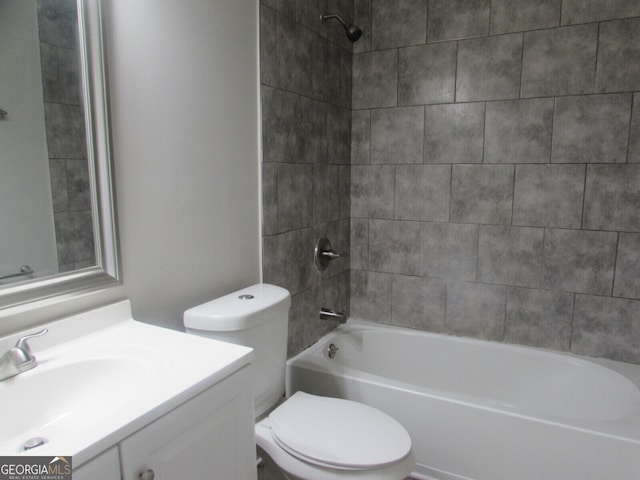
{"left": 183, "top": 283, "right": 291, "bottom": 331}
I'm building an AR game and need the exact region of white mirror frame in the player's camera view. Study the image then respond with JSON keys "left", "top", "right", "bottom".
{"left": 0, "top": 0, "right": 120, "bottom": 310}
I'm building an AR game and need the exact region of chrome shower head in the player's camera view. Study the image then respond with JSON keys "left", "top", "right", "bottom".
{"left": 320, "top": 14, "right": 363, "bottom": 43}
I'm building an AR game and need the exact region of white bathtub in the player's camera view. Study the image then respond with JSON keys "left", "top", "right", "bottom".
{"left": 285, "top": 321, "right": 640, "bottom": 480}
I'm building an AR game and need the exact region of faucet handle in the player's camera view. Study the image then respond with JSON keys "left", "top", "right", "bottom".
{"left": 15, "top": 328, "right": 48, "bottom": 357}
{"left": 314, "top": 237, "right": 344, "bottom": 271}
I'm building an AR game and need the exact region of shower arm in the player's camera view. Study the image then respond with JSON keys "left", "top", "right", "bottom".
{"left": 320, "top": 14, "right": 347, "bottom": 27}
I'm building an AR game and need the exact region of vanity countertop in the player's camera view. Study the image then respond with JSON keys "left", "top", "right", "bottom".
{"left": 0, "top": 300, "right": 253, "bottom": 466}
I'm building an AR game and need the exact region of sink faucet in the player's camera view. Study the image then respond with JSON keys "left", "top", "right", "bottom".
{"left": 0, "top": 328, "right": 48, "bottom": 381}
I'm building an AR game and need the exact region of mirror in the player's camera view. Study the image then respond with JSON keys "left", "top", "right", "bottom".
{"left": 0, "top": 0, "right": 119, "bottom": 310}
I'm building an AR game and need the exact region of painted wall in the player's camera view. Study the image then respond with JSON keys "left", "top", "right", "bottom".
{"left": 350, "top": 0, "right": 640, "bottom": 364}
{"left": 106, "top": 0, "right": 262, "bottom": 329}
{"left": 260, "top": 0, "right": 353, "bottom": 356}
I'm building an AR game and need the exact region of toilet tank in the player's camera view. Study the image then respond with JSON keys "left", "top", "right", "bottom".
{"left": 183, "top": 284, "right": 291, "bottom": 418}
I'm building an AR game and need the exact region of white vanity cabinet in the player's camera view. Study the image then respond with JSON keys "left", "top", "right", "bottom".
{"left": 74, "top": 448, "right": 121, "bottom": 480}
{"left": 1, "top": 301, "right": 257, "bottom": 480}
{"left": 75, "top": 365, "right": 256, "bottom": 480}
{"left": 120, "top": 365, "right": 256, "bottom": 480}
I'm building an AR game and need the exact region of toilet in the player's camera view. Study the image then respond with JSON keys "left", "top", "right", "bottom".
{"left": 184, "top": 283, "right": 414, "bottom": 480}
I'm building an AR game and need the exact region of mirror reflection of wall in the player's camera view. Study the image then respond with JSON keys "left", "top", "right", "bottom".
{"left": 0, "top": 0, "right": 58, "bottom": 283}
{"left": 37, "top": 0, "right": 94, "bottom": 273}
{"left": 0, "top": 0, "right": 94, "bottom": 285}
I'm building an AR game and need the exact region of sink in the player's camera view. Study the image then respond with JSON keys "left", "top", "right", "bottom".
{"left": 0, "top": 355, "right": 156, "bottom": 446}
{"left": 0, "top": 300, "right": 253, "bottom": 464}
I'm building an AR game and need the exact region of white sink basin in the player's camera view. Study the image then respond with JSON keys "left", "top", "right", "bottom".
{"left": 0, "top": 354, "right": 156, "bottom": 445}
{"left": 0, "top": 300, "right": 252, "bottom": 464}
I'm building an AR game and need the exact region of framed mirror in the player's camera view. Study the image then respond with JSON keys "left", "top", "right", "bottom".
{"left": 0, "top": 0, "right": 119, "bottom": 310}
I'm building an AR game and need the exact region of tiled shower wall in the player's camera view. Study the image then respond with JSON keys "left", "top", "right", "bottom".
{"left": 37, "top": 0, "right": 95, "bottom": 272}
{"left": 260, "top": 0, "right": 353, "bottom": 356}
{"left": 350, "top": 0, "right": 640, "bottom": 364}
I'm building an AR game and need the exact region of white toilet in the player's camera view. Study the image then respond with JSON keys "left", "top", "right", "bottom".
{"left": 184, "top": 283, "right": 414, "bottom": 480}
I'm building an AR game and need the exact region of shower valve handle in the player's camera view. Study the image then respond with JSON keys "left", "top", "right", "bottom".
{"left": 314, "top": 237, "right": 343, "bottom": 271}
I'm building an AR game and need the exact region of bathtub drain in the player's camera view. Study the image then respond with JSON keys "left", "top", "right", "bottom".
{"left": 327, "top": 343, "right": 339, "bottom": 359}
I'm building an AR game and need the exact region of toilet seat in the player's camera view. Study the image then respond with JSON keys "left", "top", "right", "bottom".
{"left": 268, "top": 392, "right": 412, "bottom": 470}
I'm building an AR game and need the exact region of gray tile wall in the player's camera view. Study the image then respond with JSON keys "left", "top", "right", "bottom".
{"left": 350, "top": 0, "right": 640, "bottom": 364}
{"left": 260, "top": 0, "right": 352, "bottom": 356}
{"left": 37, "top": 0, "right": 94, "bottom": 272}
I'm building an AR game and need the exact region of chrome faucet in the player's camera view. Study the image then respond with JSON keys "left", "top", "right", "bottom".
{"left": 0, "top": 328, "right": 48, "bottom": 381}
{"left": 319, "top": 308, "right": 346, "bottom": 324}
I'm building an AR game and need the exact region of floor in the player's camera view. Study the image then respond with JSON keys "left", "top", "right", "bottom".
{"left": 257, "top": 448, "right": 420, "bottom": 480}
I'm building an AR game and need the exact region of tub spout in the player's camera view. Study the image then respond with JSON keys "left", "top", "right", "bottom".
{"left": 320, "top": 308, "right": 346, "bottom": 324}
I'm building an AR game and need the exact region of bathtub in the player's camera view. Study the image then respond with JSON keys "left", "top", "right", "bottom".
{"left": 285, "top": 321, "right": 640, "bottom": 480}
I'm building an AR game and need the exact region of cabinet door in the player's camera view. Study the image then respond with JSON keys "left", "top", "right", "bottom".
{"left": 120, "top": 366, "right": 256, "bottom": 480}
{"left": 74, "top": 447, "right": 121, "bottom": 480}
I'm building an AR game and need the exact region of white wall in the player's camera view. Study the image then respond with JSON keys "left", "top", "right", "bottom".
{"left": 0, "top": 0, "right": 58, "bottom": 280}
{"left": 106, "top": 0, "right": 261, "bottom": 329}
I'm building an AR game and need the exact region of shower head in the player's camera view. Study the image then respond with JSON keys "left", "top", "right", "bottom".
{"left": 321, "top": 14, "right": 363, "bottom": 43}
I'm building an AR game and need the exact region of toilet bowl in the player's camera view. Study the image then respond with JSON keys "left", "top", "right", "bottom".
{"left": 184, "top": 284, "right": 414, "bottom": 480}
{"left": 255, "top": 392, "right": 414, "bottom": 480}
